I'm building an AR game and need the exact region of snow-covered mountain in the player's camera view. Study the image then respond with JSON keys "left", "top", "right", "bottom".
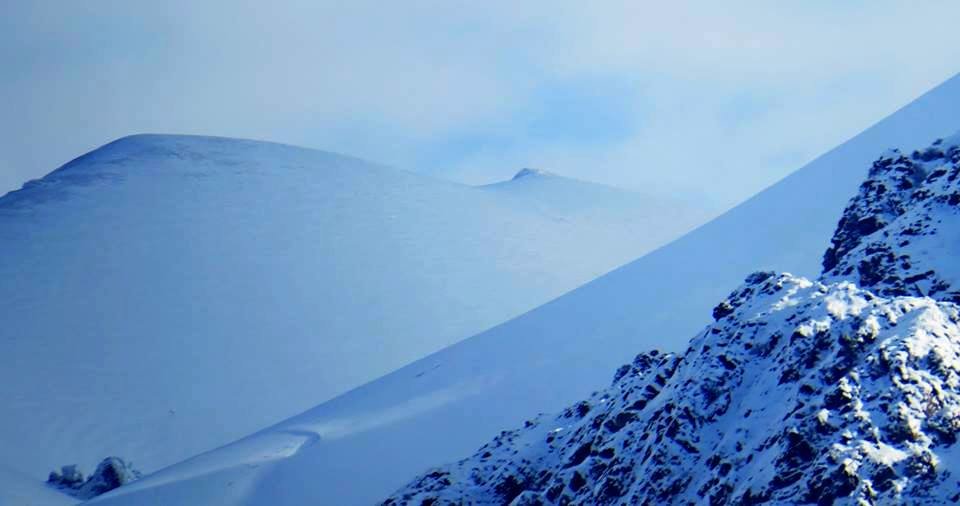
{"left": 0, "top": 135, "right": 707, "bottom": 493}
{"left": 385, "top": 135, "right": 960, "bottom": 504}
{"left": 86, "top": 75, "right": 960, "bottom": 506}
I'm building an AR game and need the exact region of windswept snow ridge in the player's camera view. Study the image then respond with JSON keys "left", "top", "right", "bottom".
{"left": 384, "top": 135, "right": 960, "bottom": 505}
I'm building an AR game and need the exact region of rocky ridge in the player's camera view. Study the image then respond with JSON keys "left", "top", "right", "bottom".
{"left": 823, "top": 135, "right": 960, "bottom": 302}
{"left": 383, "top": 134, "right": 960, "bottom": 505}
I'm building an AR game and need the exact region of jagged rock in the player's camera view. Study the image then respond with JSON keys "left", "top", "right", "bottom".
{"left": 47, "top": 457, "right": 141, "bottom": 499}
{"left": 76, "top": 457, "right": 142, "bottom": 499}
{"left": 47, "top": 465, "right": 84, "bottom": 489}
{"left": 382, "top": 135, "right": 960, "bottom": 505}
{"left": 822, "top": 136, "right": 960, "bottom": 303}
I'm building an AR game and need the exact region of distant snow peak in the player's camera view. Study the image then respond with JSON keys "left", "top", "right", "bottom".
{"left": 384, "top": 135, "right": 960, "bottom": 505}
{"left": 512, "top": 168, "right": 552, "bottom": 180}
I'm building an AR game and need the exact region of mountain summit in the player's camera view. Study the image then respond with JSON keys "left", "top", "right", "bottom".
{"left": 384, "top": 135, "right": 960, "bottom": 505}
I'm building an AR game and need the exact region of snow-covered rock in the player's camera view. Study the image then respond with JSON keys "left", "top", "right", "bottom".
{"left": 383, "top": 135, "right": 960, "bottom": 504}
{"left": 48, "top": 457, "right": 141, "bottom": 500}
{"left": 823, "top": 135, "right": 960, "bottom": 303}
{"left": 75, "top": 458, "right": 142, "bottom": 500}
{"left": 47, "top": 465, "right": 85, "bottom": 491}
{"left": 386, "top": 276, "right": 960, "bottom": 505}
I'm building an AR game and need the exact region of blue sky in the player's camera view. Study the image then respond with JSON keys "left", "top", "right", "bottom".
{"left": 2, "top": 1, "right": 960, "bottom": 210}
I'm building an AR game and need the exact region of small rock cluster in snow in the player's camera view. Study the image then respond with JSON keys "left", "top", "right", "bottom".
{"left": 48, "top": 457, "right": 141, "bottom": 499}
{"left": 383, "top": 135, "right": 960, "bottom": 505}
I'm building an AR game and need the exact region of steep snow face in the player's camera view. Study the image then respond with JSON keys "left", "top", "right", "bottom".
{"left": 385, "top": 275, "right": 960, "bottom": 505}
{"left": 0, "top": 134, "right": 704, "bottom": 483}
{"left": 88, "top": 75, "right": 960, "bottom": 506}
{"left": 823, "top": 135, "right": 960, "bottom": 302}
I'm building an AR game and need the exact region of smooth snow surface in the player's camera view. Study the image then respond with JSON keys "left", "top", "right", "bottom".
{"left": 90, "top": 75, "right": 960, "bottom": 505}
{"left": 0, "top": 135, "right": 706, "bottom": 493}
{"left": 0, "top": 467, "right": 77, "bottom": 506}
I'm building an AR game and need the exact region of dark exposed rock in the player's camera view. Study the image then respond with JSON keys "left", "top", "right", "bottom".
{"left": 822, "top": 143, "right": 960, "bottom": 301}
{"left": 48, "top": 457, "right": 141, "bottom": 499}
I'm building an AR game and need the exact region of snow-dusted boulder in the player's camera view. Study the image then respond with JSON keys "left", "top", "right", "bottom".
{"left": 47, "top": 465, "right": 84, "bottom": 490}
{"left": 76, "top": 457, "right": 142, "bottom": 499}
{"left": 47, "top": 457, "right": 141, "bottom": 499}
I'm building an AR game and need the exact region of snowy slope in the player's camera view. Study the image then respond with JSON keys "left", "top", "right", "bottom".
{"left": 387, "top": 136, "right": 960, "bottom": 504}
{"left": 89, "top": 75, "right": 960, "bottom": 505}
{"left": 0, "top": 467, "right": 75, "bottom": 506}
{"left": 0, "top": 134, "right": 704, "bottom": 495}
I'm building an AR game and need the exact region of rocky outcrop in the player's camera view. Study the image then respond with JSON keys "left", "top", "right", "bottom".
{"left": 48, "top": 457, "right": 141, "bottom": 499}
{"left": 383, "top": 135, "right": 960, "bottom": 505}
{"left": 823, "top": 137, "right": 960, "bottom": 303}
